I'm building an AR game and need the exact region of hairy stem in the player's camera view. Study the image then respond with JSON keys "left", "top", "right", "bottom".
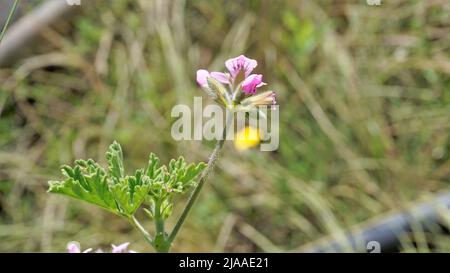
{"left": 167, "top": 113, "right": 232, "bottom": 246}
{"left": 0, "top": 0, "right": 20, "bottom": 44}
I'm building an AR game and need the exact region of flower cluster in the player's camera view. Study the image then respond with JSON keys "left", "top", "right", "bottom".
{"left": 196, "top": 55, "right": 276, "bottom": 111}
{"left": 67, "top": 241, "right": 136, "bottom": 253}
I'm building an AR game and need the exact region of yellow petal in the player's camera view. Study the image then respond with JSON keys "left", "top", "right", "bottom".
{"left": 234, "top": 126, "right": 260, "bottom": 151}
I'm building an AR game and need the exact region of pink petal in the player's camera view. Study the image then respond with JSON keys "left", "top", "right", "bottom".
{"left": 225, "top": 55, "right": 257, "bottom": 79}
{"left": 210, "top": 72, "right": 231, "bottom": 84}
{"left": 241, "top": 74, "right": 265, "bottom": 95}
{"left": 112, "top": 242, "right": 130, "bottom": 253}
{"left": 196, "top": 69, "right": 210, "bottom": 86}
{"left": 257, "top": 81, "right": 267, "bottom": 88}
{"left": 67, "top": 242, "right": 81, "bottom": 253}
{"left": 243, "top": 59, "right": 258, "bottom": 78}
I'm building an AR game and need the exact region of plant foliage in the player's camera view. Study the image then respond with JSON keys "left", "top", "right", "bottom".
{"left": 48, "top": 141, "right": 206, "bottom": 218}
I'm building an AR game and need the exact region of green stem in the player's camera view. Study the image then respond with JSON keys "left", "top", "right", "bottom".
{"left": 129, "top": 215, "right": 154, "bottom": 247}
{"left": 167, "top": 112, "right": 232, "bottom": 245}
{"left": 0, "top": 0, "right": 20, "bottom": 45}
{"left": 150, "top": 199, "right": 171, "bottom": 252}
{"left": 154, "top": 199, "right": 165, "bottom": 235}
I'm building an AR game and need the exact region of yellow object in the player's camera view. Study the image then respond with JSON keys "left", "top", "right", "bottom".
{"left": 234, "top": 126, "right": 261, "bottom": 151}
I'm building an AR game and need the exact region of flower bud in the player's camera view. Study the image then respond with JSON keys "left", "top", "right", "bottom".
{"left": 207, "top": 77, "right": 231, "bottom": 107}
{"left": 240, "top": 90, "right": 276, "bottom": 107}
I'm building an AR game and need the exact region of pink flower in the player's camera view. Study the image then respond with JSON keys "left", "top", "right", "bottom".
{"left": 196, "top": 55, "right": 258, "bottom": 87}
{"left": 67, "top": 241, "right": 136, "bottom": 253}
{"left": 196, "top": 55, "right": 276, "bottom": 108}
{"left": 67, "top": 242, "right": 80, "bottom": 253}
{"left": 196, "top": 70, "right": 230, "bottom": 87}
{"left": 241, "top": 74, "right": 266, "bottom": 95}
{"left": 112, "top": 242, "right": 135, "bottom": 253}
{"left": 225, "top": 55, "right": 257, "bottom": 79}
{"left": 67, "top": 241, "right": 92, "bottom": 253}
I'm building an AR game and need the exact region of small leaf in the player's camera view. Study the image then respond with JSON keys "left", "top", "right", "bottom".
{"left": 161, "top": 199, "right": 173, "bottom": 220}
{"left": 106, "top": 141, "right": 124, "bottom": 182}
{"left": 146, "top": 153, "right": 161, "bottom": 178}
{"left": 179, "top": 162, "right": 206, "bottom": 186}
{"left": 110, "top": 170, "right": 152, "bottom": 215}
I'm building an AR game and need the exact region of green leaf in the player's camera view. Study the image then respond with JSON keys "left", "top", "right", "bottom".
{"left": 48, "top": 160, "right": 118, "bottom": 213}
{"left": 48, "top": 141, "right": 206, "bottom": 220}
{"left": 146, "top": 156, "right": 205, "bottom": 199}
{"left": 145, "top": 153, "right": 161, "bottom": 178}
{"left": 161, "top": 198, "right": 174, "bottom": 220}
{"left": 106, "top": 141, "right": 124, "bottom": 182}
{"left": 110, "top": 169, "right": 152, "bottom": 215}
{"left": 143, "top": 156, "right": 206, "bottom": 219}
{"left": 179, "top": 162, "right": 206, "bottom": 186}
{"left": 167, "top": 157, "right": 206, "bottom": 190}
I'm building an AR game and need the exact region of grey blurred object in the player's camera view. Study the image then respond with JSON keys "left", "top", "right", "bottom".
{"left": 0, "top": 0, "right": 80, "bottom": 66}
{"left": 0, "top": 0, "right": 22, "bottom": 29}
{"left": 299, "top": 191, "right": 450, "bottom": 253}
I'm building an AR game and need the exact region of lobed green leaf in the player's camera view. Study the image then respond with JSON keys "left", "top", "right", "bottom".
{"left": 48, "top": 141, "right": 206, "bottom": 219}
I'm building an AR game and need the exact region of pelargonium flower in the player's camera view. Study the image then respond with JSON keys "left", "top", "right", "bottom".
{"left": 196, "top": 55, "right": 275, "bottom": 109}
{"left": 225, "top": 55, "right": 257, "bottom": 79}
{"left": 197, "top": 55, "right": 266, "bottom": 96}
{"left": 112, "top": 242, "right": 137, "bottom": 253}
{"left": 67, "top": 241, "right": 92, "bottom": 253}
{"left": 67, "top": 241, "right": 136, "bottom": 253}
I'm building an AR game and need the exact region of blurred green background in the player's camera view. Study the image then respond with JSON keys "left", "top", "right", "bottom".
{"left": 1, "top": 0, "right": 450, "bottom": 252}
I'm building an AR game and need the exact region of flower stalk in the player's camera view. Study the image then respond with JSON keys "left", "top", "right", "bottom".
{"left": 167, "top": 112, "right": 232, "bottom": 247}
